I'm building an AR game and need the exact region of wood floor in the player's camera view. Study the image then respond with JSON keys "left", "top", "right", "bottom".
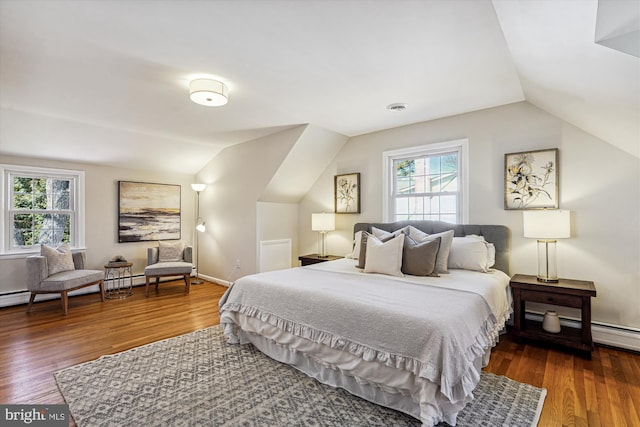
{"left": 1, "top": 280, "right": 638, "bottom": 426}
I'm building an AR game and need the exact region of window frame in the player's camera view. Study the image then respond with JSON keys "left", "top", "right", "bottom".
{"left": 382, "top": 139, "right": 469, "bottom": 223}
{"left": 1, "top": 164, "right": 85, "bottom": 257}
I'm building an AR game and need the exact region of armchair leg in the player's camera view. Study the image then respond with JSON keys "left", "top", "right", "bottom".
{"left": 183, "top": 274, "right": 191, "bottom": 294}
{"left": 26, "top": 293, "right": 36, "bottom": 312}
{"left": 99, "top": 280, "right": 105, "bottom": 302}
{"left": 155, "top": 277, "right": 160, "bottom": 293}
{"left": 61, "top": 291, "right": 69, "bottom": 315}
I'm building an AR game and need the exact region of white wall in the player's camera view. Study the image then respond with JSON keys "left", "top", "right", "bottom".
{"left": 298, "top": 101, "right": 640, "bottom": 330}
{"left": 0, "top": 155, "right": 196, "bottom": 299}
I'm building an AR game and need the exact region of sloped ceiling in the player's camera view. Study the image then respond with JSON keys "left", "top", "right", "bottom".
{"left": 0, "top": 0, "right": 637, "bottom": 175}
{"left": 493, "top": 0, "right": 639, "bottom": 158}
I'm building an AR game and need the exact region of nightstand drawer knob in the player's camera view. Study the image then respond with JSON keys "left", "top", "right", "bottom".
{"left": 547, "top": 297, "right": 554, "bottom": 302}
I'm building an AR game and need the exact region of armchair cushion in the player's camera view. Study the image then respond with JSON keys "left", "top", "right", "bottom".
{"left": 41, "top": 243, "right": 75, "bottom": 275}
{"left": 40, "top": 269, "right": 105, "bottom": 291}
{"left": 158, "top": 241, "right": 185, "bottom": 262}
{"left": 144, "top": 261, "right": 192, "bottom": 276}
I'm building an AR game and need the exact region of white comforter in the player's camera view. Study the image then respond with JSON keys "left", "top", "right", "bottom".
{"left": 219, "top": 258, "right": 512, "bottom": 425}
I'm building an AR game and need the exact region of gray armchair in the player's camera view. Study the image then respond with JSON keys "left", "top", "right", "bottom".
{"left": 26, "top": 251, "right": 105, "bottom": 315}
{"left": 144, "top": 245, "right": 193, "bottom": 297}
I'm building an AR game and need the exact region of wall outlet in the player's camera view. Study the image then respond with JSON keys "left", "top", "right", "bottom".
{"left": 235, "top": 259, "right": 241, "bottom": 268}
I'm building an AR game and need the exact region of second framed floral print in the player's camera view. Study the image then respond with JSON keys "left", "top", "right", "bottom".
{"left": 504, "top": 148, "right": 558, "bottom": 210}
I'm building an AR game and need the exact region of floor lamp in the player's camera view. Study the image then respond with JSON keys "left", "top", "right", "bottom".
{"left": 191, "top": 183, "right": 207, "bottom": 285}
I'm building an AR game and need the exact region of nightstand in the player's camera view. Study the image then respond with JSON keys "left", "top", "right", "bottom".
{"left": 510, "top": 274, "right": 597, "bottom": 359}
{"left": 298, "top": 254, "right": 342, "bottom": 266}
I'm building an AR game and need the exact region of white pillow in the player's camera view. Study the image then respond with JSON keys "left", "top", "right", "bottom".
{"left": 371, "top": 226, "right": 408, "bottom": 240}
{"left": 364, "top": 233, "right": 405, "bottom": 277}
{"left": 41, "top": 243, "right": 75, "bottom": 275}
{"left": 158, "top": 240, "right": 185, "bottom": 262}
{"left": 347, "top": 230, "right": 363, "bottom": 259}
{"left": 407, "top": 226, "right": 454, "bottom": 274}
{"left": 448, "top": 235, "right": 493, "bottom": 272}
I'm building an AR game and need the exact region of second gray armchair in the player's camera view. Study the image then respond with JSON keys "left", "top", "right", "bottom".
{"left": 144, "top": 241, "right": 193, "bottom": 297}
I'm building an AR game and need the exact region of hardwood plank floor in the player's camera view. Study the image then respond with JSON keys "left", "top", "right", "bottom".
{"left": 1, "top": 280, "right": 639, "bottom": 426}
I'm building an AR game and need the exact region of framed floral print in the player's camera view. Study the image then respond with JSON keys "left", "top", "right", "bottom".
{"left": 505, "top": 148, "right": 559, "bottom": 210}
{"left": 334, "top": 173, "right": 360, "bottom": 214}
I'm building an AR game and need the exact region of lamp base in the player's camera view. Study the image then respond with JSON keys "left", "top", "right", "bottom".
{"left": 191, "top": 278, "right": 205, "bottom": 285}
{"left": 537, "top": 276, "right": 559, "bottom": 283}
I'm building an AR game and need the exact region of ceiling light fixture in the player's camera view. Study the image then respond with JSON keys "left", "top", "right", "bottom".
{"left": 189, "top": 78, "right": 229, "bottom": 107}
{"left": 387, "top": 103, "right": 408, "bottom": 111}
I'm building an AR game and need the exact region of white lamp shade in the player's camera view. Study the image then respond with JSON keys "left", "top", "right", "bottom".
{"left": 191, "top": 183, "right": 206, "bottom": 192}
{"left": 311, "top": 213, "right": 335, "bottom": 232}
{"left": 523, "top": 210, "right": 571, "bottom": 239}
{"left": 189, "top": 79, "right": 228, "bottom": 107}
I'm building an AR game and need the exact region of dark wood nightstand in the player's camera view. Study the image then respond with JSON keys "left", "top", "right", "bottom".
{"left": 298, "top": 254, "right": 342, "bottom": 266}
{"left": 510, "top": 274, "right": 597, "bottom": 359}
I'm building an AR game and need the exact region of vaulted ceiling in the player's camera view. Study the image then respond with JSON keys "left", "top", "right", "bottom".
{"left": 0, "top": 0, "right": 637, "bottom": 174}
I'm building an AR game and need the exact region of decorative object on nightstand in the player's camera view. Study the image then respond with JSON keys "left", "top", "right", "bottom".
{"left": 542, "top": 310, "right": 561, "bottom": 333}
{"left": 523, "top": 209, "right": 571, "bottom": 282}
{"left": 510, "top": 274, "right": 596, "bottom": 359}
{"left": 311, "top": 212, "right": 335, "bottom": 257}
{"left": 191, "top": 183, "right": 207, "bottom": 285}
{"left": 298, "top": 254, "right": 342, "bottom": 266}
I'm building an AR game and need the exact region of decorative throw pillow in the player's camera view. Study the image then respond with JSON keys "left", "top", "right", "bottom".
{"left": 407, "top": 226, "right": 454, "bottom": 274}
{"left": 371, "top": 226, "right": 408, "bottom": 240}
{"left": 402, "top": 236, "right": 441, "bottom": 276}
{"left": 347, "top": 231, "right": 364, "bottom": 259}
{"left": 357, "top": 232, "right": 393, "bottom": 269}
{"left": 41, "top": 243, "right": 75, "bottom": 276}
{"left": 364, "top": 233, "right": 405, "bottom": 277}
{"left": 158, "top": 240, "right": 185, "bottom": 262}
{"left": 448, "top": 235, "right": 492, "bottom": 272}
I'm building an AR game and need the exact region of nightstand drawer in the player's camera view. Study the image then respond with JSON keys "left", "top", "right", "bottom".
{"left": 519, "top": 289, "right": 582, "bottom": 308}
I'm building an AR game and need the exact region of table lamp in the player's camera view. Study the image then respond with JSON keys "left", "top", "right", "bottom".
{"left": 311, "top": 212, "right": 335, "bottom": 257}
{"left": 523, "top": 210, "right": 571, "bottom": 282}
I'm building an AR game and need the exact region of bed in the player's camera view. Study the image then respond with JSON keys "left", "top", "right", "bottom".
{"left": 219, "top": 220, "right": 512, "bottom": 426}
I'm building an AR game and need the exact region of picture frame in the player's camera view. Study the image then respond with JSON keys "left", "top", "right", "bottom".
{"left": 118, "top": 181, "right": 181, "bottom": 242}
{"left": 334, "top": 173, "right": 360, "bottom": 214}
{"left": 504, "top": 148, "right": 559, "bottom": 210}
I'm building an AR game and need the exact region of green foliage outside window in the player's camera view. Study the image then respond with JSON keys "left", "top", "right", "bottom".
{"left": 12, "top": 176, "right": 71, "bottom": 247}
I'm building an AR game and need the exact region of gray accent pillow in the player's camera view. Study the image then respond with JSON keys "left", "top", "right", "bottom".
{"left": 408, "top": 227, "right": 454, "bottom": 274}
{"left": 402, "top": 236, "right": 441, "bottom": 276}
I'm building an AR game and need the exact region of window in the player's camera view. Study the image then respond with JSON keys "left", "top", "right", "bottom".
{"left": 383, "top": 139, "right": 468, "bottom": 224}
{"left": 1, "top": 165, "right": 85, "bottom": 254}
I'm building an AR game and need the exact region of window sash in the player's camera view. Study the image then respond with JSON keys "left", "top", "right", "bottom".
{"left": 383, "top": 139, "right": 468, "bottom": 224}
{"left": 2, "top": 164, "right": 84, "bottom": 254}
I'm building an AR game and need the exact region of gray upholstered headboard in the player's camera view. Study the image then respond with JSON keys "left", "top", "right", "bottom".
{"left": 354, "top": 220, "right": 511, "bottom": 275}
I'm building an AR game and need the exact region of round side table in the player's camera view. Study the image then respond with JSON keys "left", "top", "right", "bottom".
{"left": 104, "top": 262, "right": 133, "bottom": 299}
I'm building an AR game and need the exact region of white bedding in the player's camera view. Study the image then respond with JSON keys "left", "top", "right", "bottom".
{"left": 219, "top": 258, "right": 512, "bottom": 426}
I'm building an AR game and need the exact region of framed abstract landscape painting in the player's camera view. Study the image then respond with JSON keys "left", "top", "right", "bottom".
{"left": 118, "top": 181, "right": 181, "bottom": 242}
{"left": 504, "top": 148, "right": 559, "bottom": 210}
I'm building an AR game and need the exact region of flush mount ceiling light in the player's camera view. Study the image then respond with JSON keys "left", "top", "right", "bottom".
{"left": 189, "top": 78, "right": 229, "bottom": 106}
{"left": 387, "top": 103, "right": 408, "bottom": 111}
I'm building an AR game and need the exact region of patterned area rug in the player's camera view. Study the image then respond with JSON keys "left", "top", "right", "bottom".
{"left": 55, "top": 326, "right": 546, "bottom": 427}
